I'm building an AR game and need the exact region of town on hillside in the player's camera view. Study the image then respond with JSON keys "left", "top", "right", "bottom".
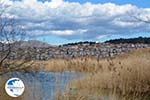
{"left": 4, "top": 40, "right": 150, "bottom": 60}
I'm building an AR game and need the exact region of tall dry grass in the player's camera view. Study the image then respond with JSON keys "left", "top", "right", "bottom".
{"left": 57, "top": 48, "right": 150, "bottom": 100}
{"left": 31, "top": 57, "right": 104, "bottom": 73}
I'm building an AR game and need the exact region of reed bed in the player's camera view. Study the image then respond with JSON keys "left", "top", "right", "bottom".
{"left": 0, "top": 48, "right": 150, "bottom": 100}
{"left": 57, "top": 48, "right": 150, "bottom": 100}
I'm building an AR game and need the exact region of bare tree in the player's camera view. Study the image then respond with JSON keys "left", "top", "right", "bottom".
{"left": 0, "top": 0, "right": 33, "bottom": 75}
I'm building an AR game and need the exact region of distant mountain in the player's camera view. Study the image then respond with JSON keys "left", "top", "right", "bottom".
{"left": 14, "top": 40, "right": 50, "bottom": 48}
{"left": 105, "top": 37, "right": 150, "bottom": 44}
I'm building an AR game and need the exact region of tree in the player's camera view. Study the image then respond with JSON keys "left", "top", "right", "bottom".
{"left": 0, "top": 0, "right": 33, "bottom": 75}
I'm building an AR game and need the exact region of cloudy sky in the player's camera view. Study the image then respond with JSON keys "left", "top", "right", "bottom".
{"left": 2, "top": 0, "right": 150, "bottom": 45}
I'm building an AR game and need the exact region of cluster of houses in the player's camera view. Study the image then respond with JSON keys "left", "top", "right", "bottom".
{"left": 8, "top": 43, "right": 150, "bottom": 60}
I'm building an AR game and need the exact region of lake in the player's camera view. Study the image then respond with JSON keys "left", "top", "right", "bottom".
{"left": 2, "top": 71, "right": 84, "bottom": 100}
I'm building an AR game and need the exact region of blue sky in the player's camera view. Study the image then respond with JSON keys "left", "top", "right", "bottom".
{"left": 65, "top": 0, "right": 150, "bottom": 8}
{"left": 6, "top": 0, "right": 150, "bottom": 45}
{"left": 36, "top": 33, "right": 150, "bottom": 45}
{"left": 39, "top": 0, "right": 150, "bottom": 8}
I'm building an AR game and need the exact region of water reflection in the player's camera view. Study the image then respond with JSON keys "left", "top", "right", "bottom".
{"left": 2, "top": 71, "right": 83, "bottom": 100}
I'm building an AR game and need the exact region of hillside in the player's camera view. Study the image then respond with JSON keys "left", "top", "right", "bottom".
{"left": 13, "top": 40, "right": 50, "bottom": 48}
{"left": 105, "top": 37, "right": 150, "bottom": 44}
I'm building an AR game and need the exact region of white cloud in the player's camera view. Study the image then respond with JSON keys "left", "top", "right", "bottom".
{"left": 96, "top": 35, "right": 109, "bottom": 40}
{"left": 51, "top": 29, "right": 87, "bottom": 35}
{"left": 51, "top": 30, "right": 74, "bottom": 35}
{"left": 50, "top": 0, "right": 63, "bottom": 8}
{"left": 2, "top": 0, "right": 150, "bottom": 40}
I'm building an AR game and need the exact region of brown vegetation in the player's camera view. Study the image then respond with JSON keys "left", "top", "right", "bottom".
{"left": 57, "top": 48, "right": 150, "bottom": 100}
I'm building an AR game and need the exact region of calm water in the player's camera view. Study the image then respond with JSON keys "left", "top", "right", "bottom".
{"left": 2, "top": 71, "right": 84, "bottom": 100}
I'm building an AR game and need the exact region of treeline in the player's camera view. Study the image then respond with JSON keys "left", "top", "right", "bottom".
{"left": 61, "top": 37, "right": 150, "bottom": 46}
{"left": 105, "top": 37, "right": 150, "bottom": 44}
{"left": 62, "top": 41, "right": 96, "bottom": 46}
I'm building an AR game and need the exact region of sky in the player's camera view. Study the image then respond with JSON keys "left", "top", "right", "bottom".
{"left": 2, "top": 0, "right": 150, "bottom": 45}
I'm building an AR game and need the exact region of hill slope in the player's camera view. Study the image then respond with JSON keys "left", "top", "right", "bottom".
{"left": 105, "top": 37, "right": 150, "bottom": 44}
